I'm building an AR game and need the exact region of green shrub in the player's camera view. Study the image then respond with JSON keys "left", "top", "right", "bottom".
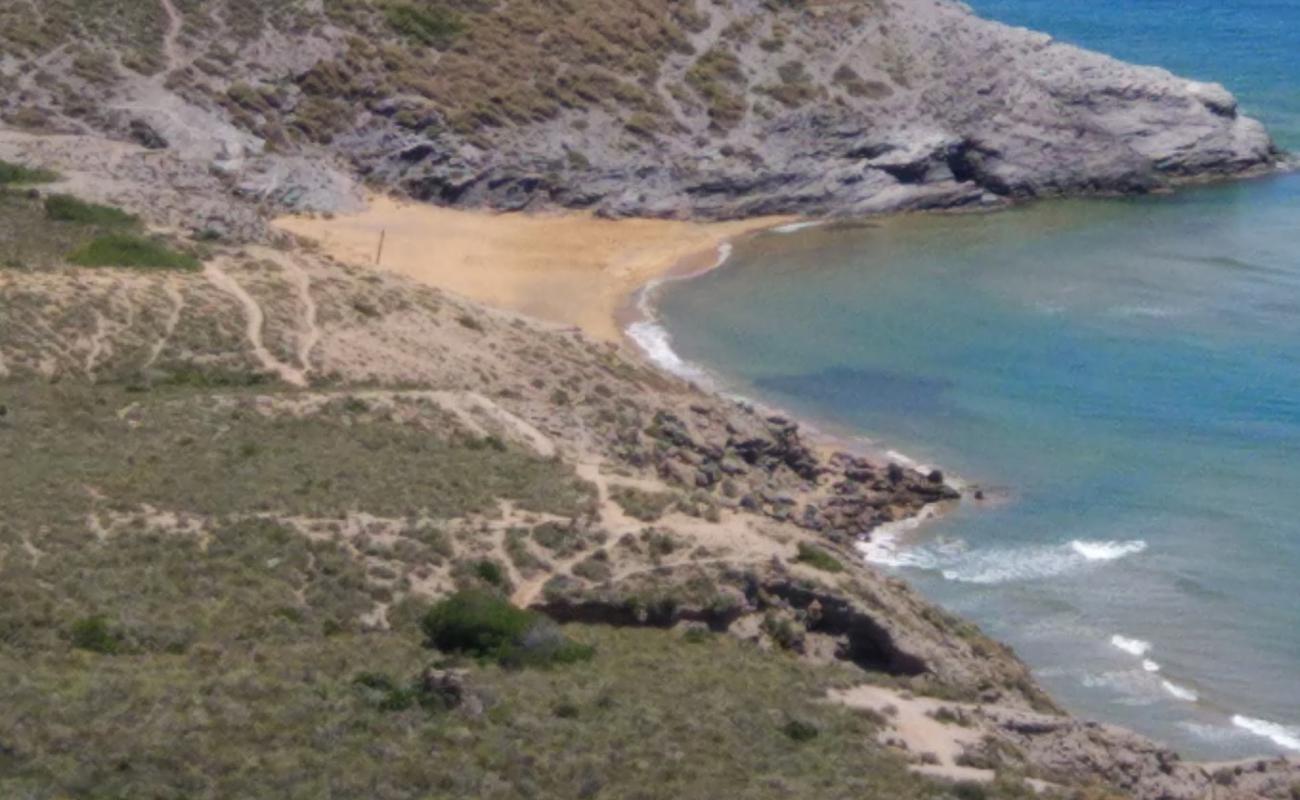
{"left": 952, "top": 781, "right": 989, "bottom": 800}
{"left": 385, "top": 3, "right": 464, "bottom": 47}
{"left": 421, "top": 590, "right": 593, "bottom": 668}
{"left": 611, "top": 486, "right": 677, "bottom": 522}
{"left": 474, "top": 559, "right": 507, "bottom": 587}
{"left": 68, "top": 234, "right": 201, "bottom": 270}
{"left": 781, "top": 717, "right": 819, "bottom": 742}
{"left": 762, "top": 612, "right": 803, "bottom": 651}
{"left": 44, "top": 194, "right": 137, "bottom": 226}
{"left": 69, "top": 615, "right": 121, "bottom": 654}
{"left": 0, "top": 159, "right": 58, "bottom": 184}
{"left": 571, "top": 551, "right": 612, "bottom": 582}
{"left": 423, "top": 590, "right": 532, "bottom": 656}
{"left": 352, "top": 671, "right": 454, "bottom": 712}
{"left": 795, "top": 542, "right": 844, "bottom": 573}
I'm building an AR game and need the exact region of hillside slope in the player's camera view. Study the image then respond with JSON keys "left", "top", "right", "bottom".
{"left": 0, "top": 0, "right": 1279, "bottom": 220}
{"left": 3, "top": 135, "right": 1300, "bottom": 798}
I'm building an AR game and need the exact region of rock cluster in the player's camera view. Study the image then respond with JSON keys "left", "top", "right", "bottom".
{"left": 628, "top": 407, "right": 959, "bottom": 544}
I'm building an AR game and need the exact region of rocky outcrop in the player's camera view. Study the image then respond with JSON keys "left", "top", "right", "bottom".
{"left": 624, "top": 407, "right": 960, "bottom": 542}
{"left": 1, "top": 0, "right": 1279, "bottom": 223}
{"left": 366, "top": 0, "right": 1279, "bottom": 219}
{"left": 973, "top": 706, "right": 1300, "bottom": 800}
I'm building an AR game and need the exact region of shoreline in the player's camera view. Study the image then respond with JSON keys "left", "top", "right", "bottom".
{"left": 270, "top": 190, "right": 1300, "bottom": 764}
{"left": 276, "top": 194, "right": 975, "bottom": 558}
{"left": 272, "top": 195, "right": 793, "bottom": 343}
{"left": 609, "top": 199, "right": 1300, "bottom": 761}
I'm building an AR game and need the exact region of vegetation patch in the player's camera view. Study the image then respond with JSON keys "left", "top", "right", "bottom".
{"left": 44, "top": 194, "right": 137, "bottom": 226}
{"left": 610, "top": 485, "right": 678, "bottom": 522}
{"left": 384, "top": 2, "right": 465, "bottom": 47}
{"left": 0, "top": 159, "right": 58, "bottom": 185}
{"left": 422, "top": 590, "right": 594, "bottom": 667}
{"left": 795, "top": 542, "right": 844, "bottom": 573}
{"left": 685, "top": 46, "right": 748, "bottom": 129}
{"left": 68, "top": 234, "right": 202, "bottom": 270}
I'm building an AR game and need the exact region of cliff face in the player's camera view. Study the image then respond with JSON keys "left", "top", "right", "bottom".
{"left": 0, "top": 0, "right": 1278, "bottom": 221}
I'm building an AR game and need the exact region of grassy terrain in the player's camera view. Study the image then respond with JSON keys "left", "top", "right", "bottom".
{"left": 0, "top": 187, "right": 199, "bottom": 271}
{"left": 0, "top": 159, "right": 59, "bottom": 185}
{"left": 68, "top": 233, "right": 202, "bottom": 269}
{"left": 0, "top": 372, "right": 1056, "bottom": 799}
{"left": 796, "top": 541, "right": 845, "bottom": 572}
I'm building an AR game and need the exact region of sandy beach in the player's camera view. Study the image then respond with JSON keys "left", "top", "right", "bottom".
{"left": 274, "top": 195, "right": 792, "bottom": 342}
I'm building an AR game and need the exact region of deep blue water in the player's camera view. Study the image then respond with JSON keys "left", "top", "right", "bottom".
{"left": 652, "top": 0, "right": 1300, "bottom": 758}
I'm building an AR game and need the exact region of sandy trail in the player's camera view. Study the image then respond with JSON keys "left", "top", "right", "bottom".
{"left": 144, "top": 281, "right": 185, "bottom": 369}
{"left": 159, "top": 0, "right": 184, "bottom": 75}
{"left": 274, "top": 197, "right": 792, "bottom": 342}
{"left": 260, "top": 251, "right": 321, "bottom": 374}
{"left": 830, "top": 684, "right": 996, "bottom": 783}
{"left": 203, "top": 261, "right": 308, "bottom": 386}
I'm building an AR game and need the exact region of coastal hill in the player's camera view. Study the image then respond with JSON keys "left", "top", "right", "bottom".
{"left": 0, "top": 1, "right": 1296, "bottom": 798}
{"left": 0, "top": 0, "right": 1279, "bottom": 221}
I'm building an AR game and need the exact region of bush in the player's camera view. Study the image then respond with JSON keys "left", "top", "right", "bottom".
{"left": 474, "top": 559, "right": 507, "bottom": 587}
{"left": 421, "top": 590, "right": 593, "bottom": 668}
{"left": 611, "top": 486, "right": 677, "bottom": 522}
{"left": 68, "top": 234, "right": 201, "bottom": 270}
{"left": 762, "top": 612, "right": 803, "bottom": 651}
{"left": 44, "top": 194, "right": 137, "bottom": 226}
{"left": 952, "top": 781, "right": 988, "bottom": 800}
{"left": 795, "top": 542, "right": 844, "bottom": 573}
{"left": 385, "top": 3, "right": 464, "bottom": 47}
{"left": 0, "top": 159, "right": 58, "bottom": 184}
{"left": 781, "top": 717, "right": 819, "bottom": 742}
{"left": 69, "top": 615, "right": 121, "bottom": 654}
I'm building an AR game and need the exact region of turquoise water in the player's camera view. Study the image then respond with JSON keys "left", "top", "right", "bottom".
{"left": 653, "top": 1, "right": 1300, "bottom": 759}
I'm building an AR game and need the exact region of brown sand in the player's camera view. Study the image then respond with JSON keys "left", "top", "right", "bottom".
{"left": 273, "top": 195, "right": 793, "bottom": 342}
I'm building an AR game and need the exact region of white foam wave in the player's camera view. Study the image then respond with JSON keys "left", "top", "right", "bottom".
{"left": 625, "top": 242, "right": 734, "bottom": 383}
{"left": 1079, "top": 670, "right": 1160, "bottom": 706}
{"left": 1179, "top": 721, "right": 1254, "bottom": 745}
{"left": 1161, "top": 680, "right": 1199, "bottom": 702}
{"left": 934, "top": 538, "right": 1147, "bottom": 585}
{"left": 1112, "top": 304, "right": 1179, "bottom": 319}
{"left": 1071, "top": 539, "right": 1147, "bottom": 561}
{"left": 770, "top": 220, "right": 825, "bottom": 234}
{"left": 625, "top": 320, "right": 711, "bottom": 383}
{"left": 1232, "top": 715, "right": 1300, "bottom": 752}
{"left": 1110, "top": 634, "right": 1153, "bottom": 657}
{"left": 855, "top": 506, "right": 946, "bottom": 568}
{"left": 1142, "top": 659, "right": 1161, "bottom": 673}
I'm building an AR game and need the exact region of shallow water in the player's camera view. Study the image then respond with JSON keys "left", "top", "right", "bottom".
{"left": 651, "top": 0, "right": 1300, "bottom": 759}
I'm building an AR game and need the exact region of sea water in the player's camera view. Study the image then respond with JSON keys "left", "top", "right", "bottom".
{"left": 649, "top": 0, "right": 1300, "bottom": 758}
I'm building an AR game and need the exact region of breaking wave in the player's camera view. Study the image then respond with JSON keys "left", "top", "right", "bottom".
{"left": 1161, "top": 680, "right": 1199, "bottom": 702}
{"left": 1071, "top": 539, "right": 1148, "bottom": 561}
{"left": 1231, "top": 715, "right": 1300, "bottom": 752}
{"left": 1110, "top": 634, "right": 1152, "bottom": 657}
{"left": 860, "top": 533, "right": 1148, "bottom": 584}
{"left": 625, "top": 243, "right": 734, "bottom": 384}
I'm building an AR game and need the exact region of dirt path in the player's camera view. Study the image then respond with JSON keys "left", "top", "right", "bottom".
{"left": 260, "top": 252, "right": 321, "bottom": 374}
{"left": 203, "top": 261, "right": 308, "bottom": 387}
{"left": 83, "top": 310, "right": 108, "bottom": 377}
{"left": 159, "top": 0, "right": 184, "bottom": 76}
{"left": 829, "top": 685, "right": 994, "bottom": 783}
{"left": 144, "top": 281, "right": 185, "bottom": 369}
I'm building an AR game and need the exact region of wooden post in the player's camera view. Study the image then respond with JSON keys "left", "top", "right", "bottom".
{"left": 375, "top": 229, "right": 386, "bottom": 266}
